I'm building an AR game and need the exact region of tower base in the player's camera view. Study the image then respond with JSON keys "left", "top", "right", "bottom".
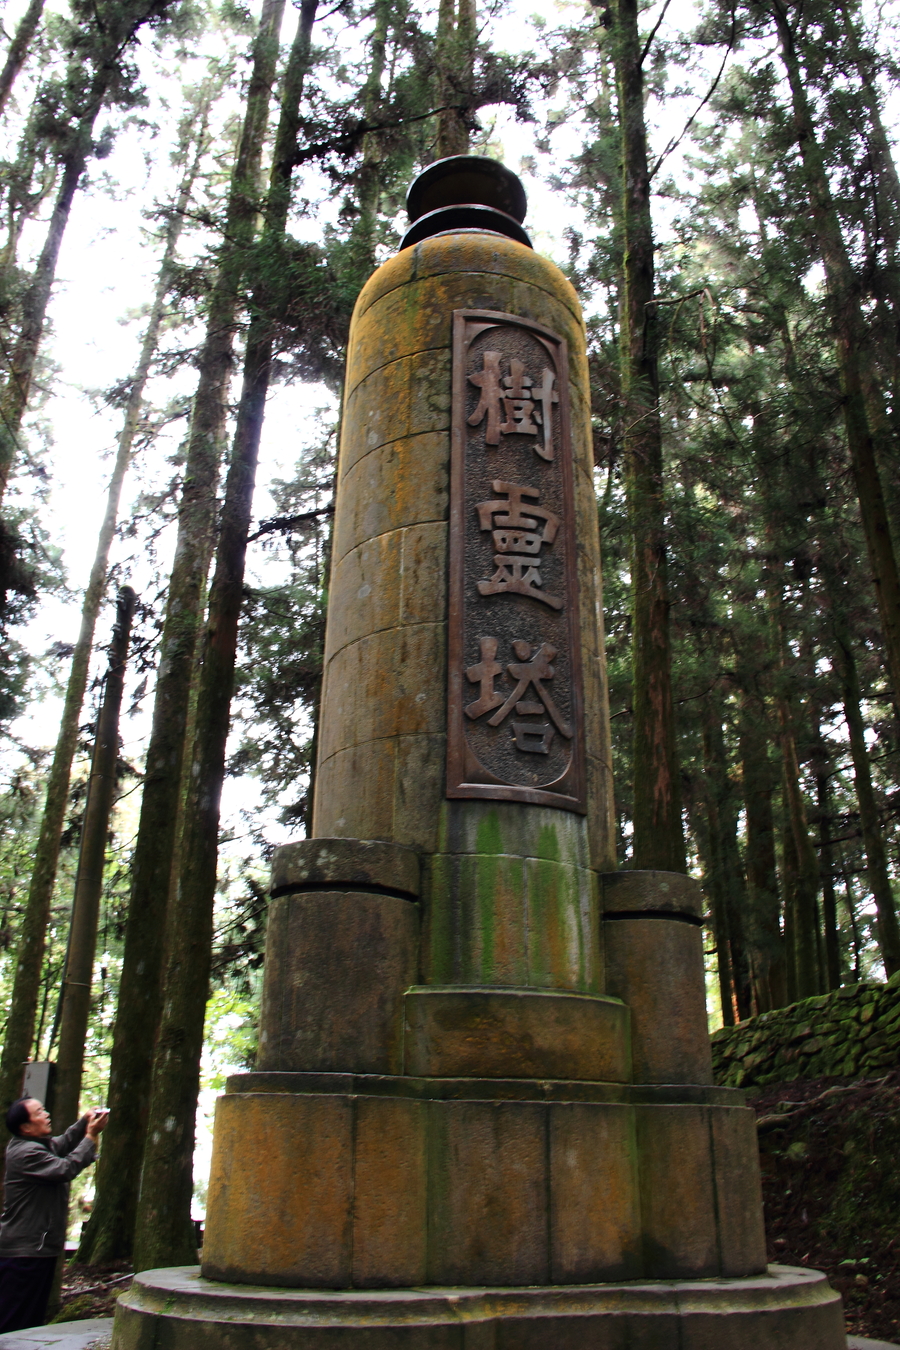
{"left": 113, "top": 1265, "right": 847, "bottom": 1349}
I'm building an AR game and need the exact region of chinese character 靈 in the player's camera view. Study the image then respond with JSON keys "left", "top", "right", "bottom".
{"left": 475, "top": 481, "right": 563, "bottom": 610}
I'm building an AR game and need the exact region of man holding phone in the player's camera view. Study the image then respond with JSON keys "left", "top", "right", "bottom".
{"left": 0, "top": 1098, "right": 108, "bottom": 1332}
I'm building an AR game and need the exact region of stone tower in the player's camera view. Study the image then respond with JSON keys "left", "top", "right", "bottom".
{"left": 115, "top": 158, "right": 848, "bottom": 1349}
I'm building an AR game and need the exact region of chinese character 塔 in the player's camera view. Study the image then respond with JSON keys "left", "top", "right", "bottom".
{"left": 465, "top": 637, "right": 572, "bottom": 754}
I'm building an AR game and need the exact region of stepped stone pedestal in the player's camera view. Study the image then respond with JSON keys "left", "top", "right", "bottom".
{"left": 113, "top": 156, "right": 848, "bottom": 1349}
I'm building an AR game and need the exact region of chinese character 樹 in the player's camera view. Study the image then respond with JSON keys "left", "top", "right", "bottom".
{"left": 468, "top": 351, "right": 558, "bottom": 461}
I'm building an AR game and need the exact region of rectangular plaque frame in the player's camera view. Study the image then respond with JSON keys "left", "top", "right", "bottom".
{"left": 447, "top": 309, "right": 586, "bottom": 813}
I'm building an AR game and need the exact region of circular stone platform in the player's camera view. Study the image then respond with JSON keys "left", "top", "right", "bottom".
{"left": 113, "top": 1264, "right": 849, "bottom": 1349}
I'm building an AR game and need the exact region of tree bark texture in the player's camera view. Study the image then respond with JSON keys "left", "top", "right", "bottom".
{"left": 778, "top": 714, "right": 821, "bottom": 998}
{"left": 76, "top": 3, "right": 287, "bottom": 1267}
{"left": 613, "top": 0, "right": 685, "bottom": 872}
{"left": 815, "top": 766, "right": 841, "bottom": 991}
{"left": 739, "top": 697, "right": 786, "bottom": 1011}
{"left": 132, "top": 0, "right": 319, "bottom": 1272}
{"left": 781, "top": 818, "right": 799, "bottom": 1004}
{"left": 835, "top": 627, "right": 900, "bottom": 977}
{"left": 358, "top": 0, "right": 390, "bottom": 234}
{"left": 834, "top": 0, "right": 900, "bottom": 405}
{"left": 693, "top": 785, "right": 735, "bottom": 1027}
{"left": 0, "top": 104, "right": 202, "bottom": 1147}
{"left": 702, "top": 708, "right": 752, "bottom": 1020}
{"left": 0, "top": 98, "right": 199, "bottom": 1171}
{"left": 771, "top": 0, "right": 900, "bottom": 715}
{"left": 434, "top": 0, "right": 475, "bottom": 158}
{"left": 842, "top": 866, "right": 862, "bottom": 982}
{"left": 0, "top": 0, "right": 179, "bottom": 506}
{"left": 52, "top": 587, "right": 137, "bottom": 1133}
{"left": 0, "top": 0, "right": 45, "bottom": 115}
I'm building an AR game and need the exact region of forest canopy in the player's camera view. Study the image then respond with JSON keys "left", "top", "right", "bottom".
{"left": 0, "top": 0, "right": 898, "bottom": 1265}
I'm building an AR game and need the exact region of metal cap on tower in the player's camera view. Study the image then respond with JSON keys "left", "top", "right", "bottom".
{"left": 400, "top": 154, "right": 532, "bottom": 250}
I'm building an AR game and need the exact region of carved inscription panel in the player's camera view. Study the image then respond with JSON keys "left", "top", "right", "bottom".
{"left": 447, "top": 310, "right": 586, "bottom": 811}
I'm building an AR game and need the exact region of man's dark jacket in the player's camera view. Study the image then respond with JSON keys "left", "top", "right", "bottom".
{"left": 0, "top": 1119, "right": 96, "bottom": 1258}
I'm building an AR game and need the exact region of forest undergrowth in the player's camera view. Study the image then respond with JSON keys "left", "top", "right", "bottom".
{"left": 753, "top": 1070, "right": 900, "bottom": 1342}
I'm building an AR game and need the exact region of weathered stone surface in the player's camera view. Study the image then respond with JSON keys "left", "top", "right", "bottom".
{"left": 344, "top": 274, "right": 501, "bottom": 394}
{"left": 315, "top": 228, "right": 614, "bottom": 866}
{"left": 318, "top": 622, "right": 446, "bottom": 762}
{"left": 340, "top": 351, "right": 451, "bottom": 478}
{"left": 424, "top": 849, "right": 527, "bottom": 985}
{"left": 403, "top": 986, "right": 630, "bottom": 1081}
{"left": 270, "top": 837, "right": 420, "bottom": 897}
{"left": 257, "top": 891, "right": 419, "bottom": 1074}
{"left": 113, "top": 1265, "right": 848, "bottom": 1350}
{"left": 196, "top": 1082, "right": 770, "bottom": 1292}
{"left": 600, "top": 869, "right": 705, "bottom": 918}
{"left": 351, "top": 1096, "right": 427, "bottom": 1287}
{"left": 423, "top": 850, "right": 599, "bottom": 990}
{"left": 325, "top": 530, "right": 404, "bottom": 652}
{"left": 313, "top": 738, "right": 397, "bottom": 840}
{"left": 325, "top": 522, "right": 450, "bottom": 656}
{"left": 433, "top": 798, "right": 592, "bottom": 866}
{"left": 332, "top": 433, "right": 448, "bottom": 565}
{"left": 202, "top": 1093, "right": 353, "bottom": 1287}
{"left": 426, "top": 1099, "right": 548, "bottom": 1285}
{"left": 346, "top": 233, "right": 586, "bottom": 334}
{"left": 548, "top": 1101, "right": 642, "bottom": 1281}
{"left": 0, "top": 1318, "right": 114, "bottom": 1347}
{"left": 635, "top": 1105, "right": 718, "bottom": 1278}
{"left": 710, "top": 1104, "right": 768, "bottom": 1276}
{"left": 525, "top": 856, "right": 600, "bottom": 992}
{"left": 223, "top": 1071, "right": 744, "bottom": 1108}
{"left": 604, "top": 909, "right": 714, "bottom": 1085}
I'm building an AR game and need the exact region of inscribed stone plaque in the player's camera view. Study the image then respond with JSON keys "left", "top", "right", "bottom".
{"left": 447, "top": 309, "right": 586, "bottom": 812}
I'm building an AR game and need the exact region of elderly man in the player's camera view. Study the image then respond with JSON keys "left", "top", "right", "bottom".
{"left": 0, "top": 1097, "right": 108, "bottom": 1333}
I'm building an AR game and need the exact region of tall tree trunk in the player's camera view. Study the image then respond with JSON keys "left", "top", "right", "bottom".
{"left": 842, "top": 863, "right": 862, "bottom": 983}
{"left": 52, "top": 587, "right": 137, "bottom": 1133}
{"left": 133, "top": 0, "right": 320, "bottom": 1271}
{"left": 781, "top": 816, "right": 799, "bottom": 1004}
{"left": 834, "top": 625, "right": 900, "bottom": 977}
{"left": 612, "top": 0, "right": 684, "bottom": 872}
{"left": 739, "top": 696, "right": 786, "bottom": 1010}
{"left": 358, "top": 0, "right": 390, "bottom": 235}
{"left": 767, "top": 561, "right": 820, "bottom": 999}
{"left": 691, "top": 770, "right": 735, "bottom": 1026}
{"left": 0, "top": 0, "right": 178, "bottom": 507}
{"left": 0, "top": 0, "right": 45, "bottom": 116}
{"left": 778, "top": 714, "right": 821, "bottom": 998}
{"left": 434, "top": 0, "right": 475, "bottom": 158}
{"left": 702, "top": 706, "right": 752, "bottom": 1019}
{"left": 834, "top": 0, "right": 900, "bottom": 404}
{"left": 0, "top": 109, "right": 59, "bottom": 273}
{"left": 770, "top": 0, "right": 900, "bottom": 718}
{"left": 0, "top": 111, "right": 203, "bottom": 1135}
{"left": 0, "top": 132, "right": 89, "bottom": 506}
{"left": 77, "top": 2, "right": 286, "bottom": 1267}
{"left": 815, "top": 763, "right": 841, "bottom": 990}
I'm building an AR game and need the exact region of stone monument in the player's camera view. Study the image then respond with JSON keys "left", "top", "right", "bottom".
{"left": 115, "top": 157, "right": 848, "bottom": 1348}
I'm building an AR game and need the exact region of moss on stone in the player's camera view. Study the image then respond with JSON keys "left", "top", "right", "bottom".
{"left": 712, "top": 979, "right": 900, "bottom": 1091}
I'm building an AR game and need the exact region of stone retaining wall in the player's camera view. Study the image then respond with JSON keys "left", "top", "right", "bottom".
{"left": 711, "top": 973, "right": 900, "bottom": 1089}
